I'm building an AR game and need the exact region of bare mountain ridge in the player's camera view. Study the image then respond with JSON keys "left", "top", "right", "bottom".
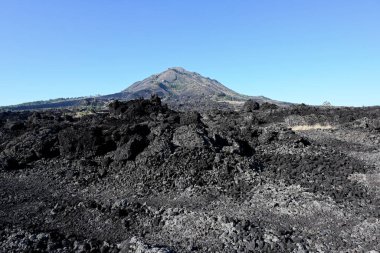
{"left": 121, "top": 67, "right": 247, "bottom": 99}
{"left": 2, "top": 67, "right": 286, "bottom": 111}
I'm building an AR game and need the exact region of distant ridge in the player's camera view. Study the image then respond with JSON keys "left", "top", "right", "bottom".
{"left": 1, "top": 67, "right": 289, "bottom": 111}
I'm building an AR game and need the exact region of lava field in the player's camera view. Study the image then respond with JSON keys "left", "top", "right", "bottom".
{"left": 1, "top": 97, "right": 380, "bottom": 252}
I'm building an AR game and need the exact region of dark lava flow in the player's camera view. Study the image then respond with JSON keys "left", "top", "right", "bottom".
{"left": 1, "top": 97, "right": 380, "bottom": 252}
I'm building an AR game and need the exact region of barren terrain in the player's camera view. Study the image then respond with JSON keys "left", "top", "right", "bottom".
{"left": 1, "top": 97, "right": 379, "bottom": 252}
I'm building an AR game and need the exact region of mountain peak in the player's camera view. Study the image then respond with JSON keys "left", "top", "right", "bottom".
{"left": 109, "top": 67, "right": 285, "bottom": 110}
{"left": 157, "top": 67, "right": 191, "bottom": 82}
{"left": 122, "top": 67, "right": 245, "bottom": 102}
{"left": 168, "top": 67, "right": 187, "bottom": 73}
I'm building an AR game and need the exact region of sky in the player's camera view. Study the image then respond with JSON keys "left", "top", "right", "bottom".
{"left": 0, "top": 0, "right": 379, "bottom": 106}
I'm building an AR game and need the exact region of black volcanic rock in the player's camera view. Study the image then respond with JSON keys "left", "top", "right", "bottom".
{"left": 242, "top": 99, "right": 260, "bottom": 112}
{"left": 58, "top": 126, "right": 115, "bottom": 159}
{"left": 179, "top": 111, "right": 201, "bottom": 125}
{"left": 260, "top": 102, "right": 279, "bottom": 110}
{"left": 0, "top": 156, "right": 19, "bottom": 170}
{"left": 1, "top": 98, "right": 380, "bottom": 252}
{"left": 113, "top": 134, "right": 148, "bottom": 161}
{"left": 109, "top": 95, "right": 168, "bottom": 118}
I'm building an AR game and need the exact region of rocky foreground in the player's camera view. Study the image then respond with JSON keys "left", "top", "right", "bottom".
{"left": 0, "top": 97, "right": 380, "bottom": 252}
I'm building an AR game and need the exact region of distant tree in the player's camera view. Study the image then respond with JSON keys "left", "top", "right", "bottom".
{"left": 322, "top": 101, "right": 332, "bottom": 107}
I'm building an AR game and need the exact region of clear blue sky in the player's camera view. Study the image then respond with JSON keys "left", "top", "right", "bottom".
{"left": 0, "top": 0, "right": 379, "bottom": 106}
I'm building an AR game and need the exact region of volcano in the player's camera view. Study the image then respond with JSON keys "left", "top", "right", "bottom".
{"left": 2, "top": 67, "right": 287, "bottom": 111}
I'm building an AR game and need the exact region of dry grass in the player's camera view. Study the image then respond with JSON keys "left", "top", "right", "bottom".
{"left": 291, "top": 124, "right": 334, "bottom": 131}
{"left": 218, "top": 100, "right": 245, "bottom": 105}
{"left": 349, "top": 173, "right": 380, "bottom": 192}
{"left": 73, "top": 110, "right": 95, "bottom": 118}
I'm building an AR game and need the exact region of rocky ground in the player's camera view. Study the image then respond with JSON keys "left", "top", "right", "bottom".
{"left": 0, "top": 97, "right": 379, "bottom": 252}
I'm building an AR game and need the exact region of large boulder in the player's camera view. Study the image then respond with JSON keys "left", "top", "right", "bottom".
{"left": 108, "top": 95, "right": 168, "bottom": 119}
{"left": 113, "top": 135, "right": 148, "bottom": 161}
{"left": 58, "top": 127, "right": 115, "bottom": 159}
{"left": 242, "top": 100, "right": 260, "bottom": 112}
{"left": 179, "top": 111, "right": 202, "bottom": 125}
{"left": 172, "top": 125, "right": 209, "bottom": 149}
{"left": 0, "top": 156, "right": 19, "bottom": 170}
{"left": 260, "top": 102, "right": 278, "bottom": 110}
{"left": 0, "top": 128, "right": 59, "bottom": 167}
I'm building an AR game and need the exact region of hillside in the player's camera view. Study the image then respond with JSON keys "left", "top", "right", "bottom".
{"left": 1, "top": 67, "right": 287, "bottom": 111}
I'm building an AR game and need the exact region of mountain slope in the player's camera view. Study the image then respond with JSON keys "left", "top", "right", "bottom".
{"left": 1, "top": 67, "right": 288, "bottom": 111}
{"left": 103, "top": 67, "right": 285, "bottom": 110}
{"left": 121, "top": 67, "right": 247, "bottom": 100}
